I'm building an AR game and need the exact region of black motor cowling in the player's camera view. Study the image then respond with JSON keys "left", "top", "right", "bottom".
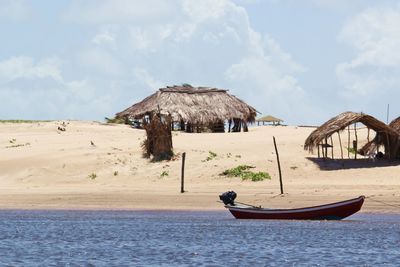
{"left": 219, "top": 191, "right": 237, "bottom": 205}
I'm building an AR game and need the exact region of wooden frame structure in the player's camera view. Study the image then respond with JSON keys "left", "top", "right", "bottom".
{"left": 304, "top": 112, "right": 400, "bottom": 160}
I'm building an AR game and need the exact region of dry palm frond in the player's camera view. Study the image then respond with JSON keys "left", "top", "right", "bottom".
{"left": 116, "top": 85, "right": 258, "bottom": 124}
{"left": 304, "top": 111, "right": 400, "bottom": 159}
{"left": 142, "top": 115, "right": 173, "bottom": 161}
{"left": 359, "top": 116, "right": 400, "bottom": 156}
{"left": 256, "top": 115, "right": 283, "bottom": 122}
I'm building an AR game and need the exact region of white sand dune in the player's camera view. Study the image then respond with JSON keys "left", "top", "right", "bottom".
{"left": 0, "top": 121, "right": 399, "bottom": 213}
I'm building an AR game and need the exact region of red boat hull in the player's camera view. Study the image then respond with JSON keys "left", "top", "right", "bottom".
{"left": 227, "top": 196, "right": 364, "bottom": 220}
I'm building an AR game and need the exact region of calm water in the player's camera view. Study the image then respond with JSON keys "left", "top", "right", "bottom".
{"left": 0, "top": 210, "right": 399, "bottom": 266}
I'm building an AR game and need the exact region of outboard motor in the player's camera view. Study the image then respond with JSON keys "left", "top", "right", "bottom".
{"left": 219, "top": 191, "right": 237, "bottom": 205}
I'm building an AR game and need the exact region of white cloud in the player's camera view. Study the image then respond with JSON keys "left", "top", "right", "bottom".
{"left": 132, "top": 68, "right": 164, "bottom": 91}
{"left": 0, "top": 56, "right": 63, "bottom": 82}
{"left": 337, "top": 5, "right": 400, "bottom": 96}
{"left": 0, "top": 0, "right": 30, "bottom": 21}
{"left": 79, "top": 48, "right": 124, "bottom": 76}
{"left": 129, "top": 25, "right": 174, "bottom": 51}
{"left": 1, "top": 0, "right": 310, "bottom": 123}
{"left": 0, "top": 55, "right": 116, "bottom": 120}
{"left": 263, "top": 35, "right": 307, "bottom": 73}
{"left": 182, "top": 0, "right": 229, "bottom": 22}
{"left": 92, "top": 30, "right": 116, "bottom": 46}
{"left": 64, "top": 0, "right": 176, "bottom": 24}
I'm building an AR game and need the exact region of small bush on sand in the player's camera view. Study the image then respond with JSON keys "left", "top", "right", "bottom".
{"left": 160, "top": 171, "right": 169, "bottom": 178}
{"left": 220, "top": 165, "right": 271, "bottom": 182}
{"left": 88, "top": 173, "right": 97, "bottom": 180}
{"left": 346, "top": 147, "right": 356, "bottom": 154}
{"left": 203, "top": 151, "right": 217, "bottom": 162}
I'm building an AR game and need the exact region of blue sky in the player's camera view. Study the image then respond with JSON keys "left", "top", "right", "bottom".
{"left": 1, "top": 0, "right": 400, "bottom": 125}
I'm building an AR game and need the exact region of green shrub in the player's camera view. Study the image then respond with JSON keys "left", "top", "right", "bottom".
{"left": 203, "top": 151, "right": 217, "bottom": 162}
{"left": 105, "top": 117, "right": 127, "bottom": 124}
{"left": 347, "top": 147, "right": 356, "bottom": 154}
{"left": 160, "top": 171, "right": 169, "bottom": 178}
{"left": 220, "top": 165, "right": 271, "bottom": 182}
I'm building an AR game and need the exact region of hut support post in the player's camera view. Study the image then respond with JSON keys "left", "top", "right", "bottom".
{"left": 367, "top": 128, "right": 370, "bottom": 142}
{"left": 324, "top": 137, "right": 328, "bottom": 159}
{"left": 386, "top": 133, "right": 391, "bottom": 160}
{"left": 317, "top": 144, "right": 320, "bottom": 158}
{"left": 347, "top": 126, "right": 350, "bottom": 158}
{"left": 330, "top": 136, "right": 334, "bottom": 159}
{"left": 376, "top": 132, "right": 380, "bottom": 154}
{"left": 354, "top": 123, "right": 358, "bottom": 160}
{"left": 273, "top": 136, "right": 284, "bottom": 194}
{"left": 180, "top": 152, "right": 186, "bottom": 193}
{"left": 243, "top": 121, "right": 248, "bottom": 132}
{"left": 338, "top": 131, "right": 343, "bottom": 159}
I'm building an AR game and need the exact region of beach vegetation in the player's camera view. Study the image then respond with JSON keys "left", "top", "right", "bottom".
{"left": 6, "top": 142, "right": 30, "bottom": 148}
{"left": 203, "top": 151, "right": 217, "bottom": 162}
{"left": 88, "top": 173, "right": 97, "bottom": 180}
{"left": 290, "top": 166, "right": 298, "bottom": 170}
{"left": 0, "top": 120, "right": 52, "bottom": 123}
{"left": 113, "top": 171, "right": 118, "bottom": 176}
{"left": 346, "top": 147, "right": 356, "bottom": 154}
{"left": 160, "top": 171, "right": 169, "bottom": 178}
{"left": 105, "top": 117, "right": 127, "bottom": 124}
{"left": 220, "top": 165, "right": 271, "bottom": 181}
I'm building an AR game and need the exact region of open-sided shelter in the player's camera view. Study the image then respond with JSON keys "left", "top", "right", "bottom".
{"left": 358, "top": 116, "right": 400, "bottom": 157}
{"left": 116, "top": 84, "right": 258, "bottom": 133}
{"left": 304, "top": 111, "right": 400, "bottom": 160}
{"left": 256, "top": 115, "right": 283, "bottom": 126}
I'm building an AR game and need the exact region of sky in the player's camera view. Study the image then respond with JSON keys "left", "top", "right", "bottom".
{"left": 1, "top": 0, "right": 400, "bottom": 125}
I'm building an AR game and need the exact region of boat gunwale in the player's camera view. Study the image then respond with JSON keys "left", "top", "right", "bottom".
{"left": 225, "top": 196, "right": 365, "bottom": 214}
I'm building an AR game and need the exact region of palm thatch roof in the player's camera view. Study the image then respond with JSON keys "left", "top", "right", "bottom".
{"left": 304, "top": 111, "right": 400, "bottom": 159}
{"left": 256, "top": 115, "right": 283, "bottom": 123}
{"left": 389, "top": 116, "right": 400, "bottom": 133}
{"left": 116, "top": 84, "right": 258, "bottom": 124}
{"left": 359, "top": 116, "right": 400, "bottom": 157}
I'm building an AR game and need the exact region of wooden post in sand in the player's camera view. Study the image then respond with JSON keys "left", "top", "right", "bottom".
{"left": 324, "top": 137, "right": 328, "bottom": 159}
{"left": 386, "top": 132, "right": 391, "bottom": 160}
{"left": 337, "top": 131, "right": 343, "bottom": 159}
{"left": 273, "top": 136, "right": 284, "bottom": 194}
{"left": 347, "top": 126, "right": 350, "bottom": 158}
{"left": 181, "top": 152, "right": 186, "bottom": 193}
{"left": 354, "top": 123, "right": 358, "bottom": 160}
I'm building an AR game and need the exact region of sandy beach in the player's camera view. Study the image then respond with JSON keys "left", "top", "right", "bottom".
{"left": 0, "top": 121, "right": 399, "bottom": 213}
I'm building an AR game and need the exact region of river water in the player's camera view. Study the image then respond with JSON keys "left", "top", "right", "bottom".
{"left": 0, "top": 210, "right": 399, "bottom": 266}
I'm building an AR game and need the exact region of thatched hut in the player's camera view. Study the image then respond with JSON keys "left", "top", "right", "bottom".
{"left": 304, "top": 111, "right": 400, "bottom": 160}
{"left": 116, "top": 84, "right": 258, "bottom": 133}
{"left": 256, "top": 115, "right": 283, "bottom": 126}
{"left": 117, "top": 84, "right": 257, "bottom": 160}
{"left": 358, "top": 116, "right": 400, "bottom": 158}
{"left": 388, "top": 116, "right": 400, "bottom": 133}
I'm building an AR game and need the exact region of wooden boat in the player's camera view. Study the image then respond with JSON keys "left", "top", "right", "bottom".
{"left": 219, "top": 191, "right": 364, "bottom": 220}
